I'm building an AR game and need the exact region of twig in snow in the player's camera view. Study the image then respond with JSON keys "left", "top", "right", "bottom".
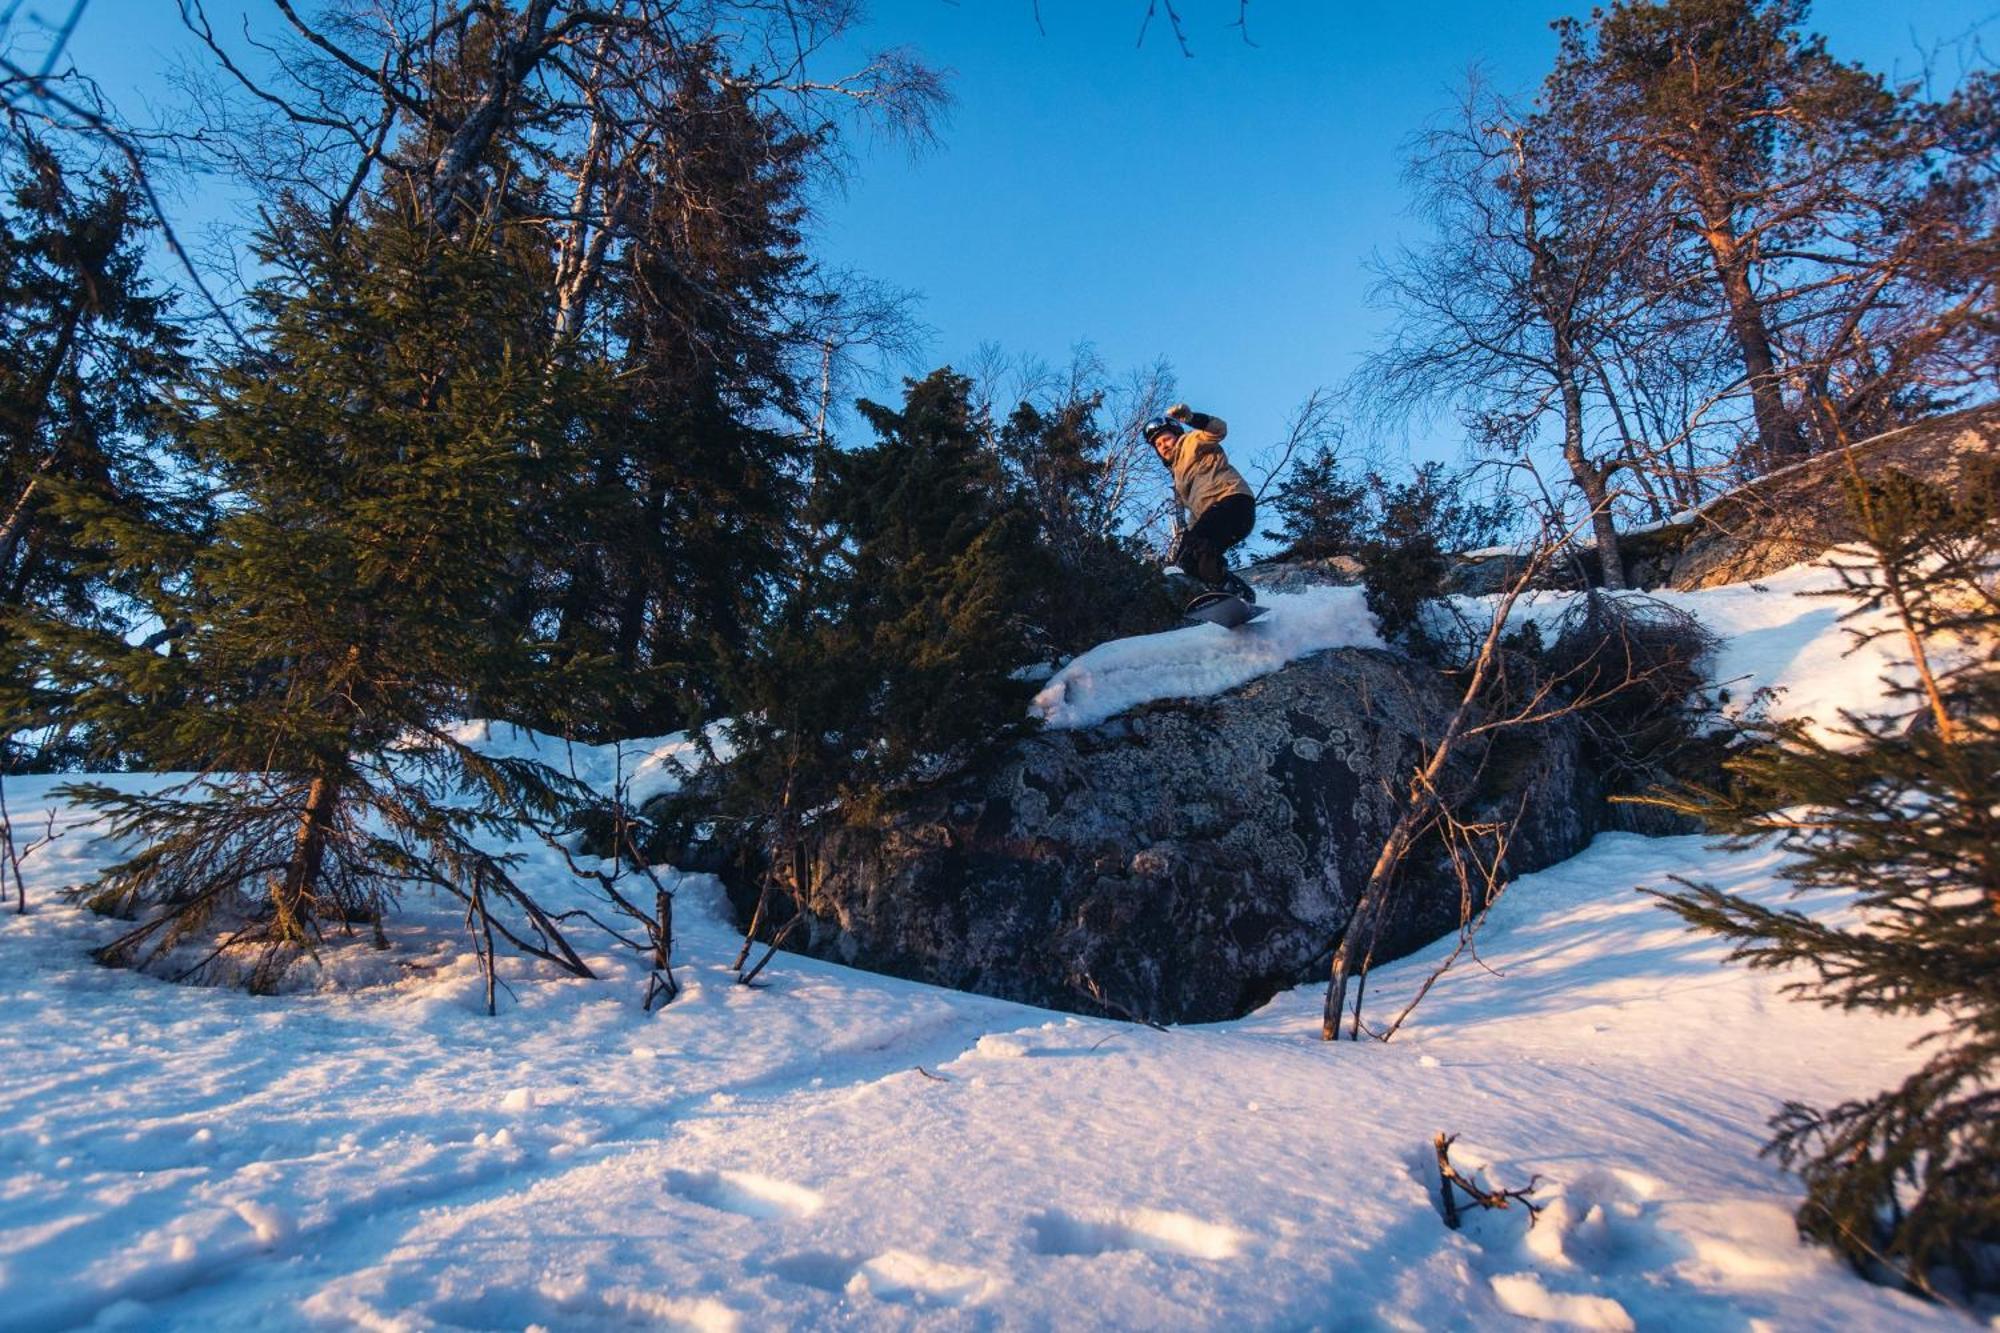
{"left": 0, "top": 775, "right": 60, "bottom": 914}
{"left": 1433, "top": 1132, "right": 1543, "bottom": 1230}
{"left": 0, "top": 773, "right": 27, "bottom": 914}
{"left": 737, "top": 909, "right": 805, "bottom": 987}
{"left": 1070, "top": 973, "right": 1169, "bottom": 1030}
{"left": 538, "top": 745, "right": 680, "bottom": 1009}
{"left": 738, "top": 839, "right": 814, "bottom": 987}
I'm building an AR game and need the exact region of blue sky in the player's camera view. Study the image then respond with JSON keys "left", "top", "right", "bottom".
{"left": 808, "top": 0, "right": 1995, "bottom": 463}
{"left": 42, "top": 0, "right": 1999, "bottom": 466}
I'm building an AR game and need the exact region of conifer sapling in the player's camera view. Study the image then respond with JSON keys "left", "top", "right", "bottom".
{"left": 1647, "top": 462, "right": 2000, "bottom": 1299}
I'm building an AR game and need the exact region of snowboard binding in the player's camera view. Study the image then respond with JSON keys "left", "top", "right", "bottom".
{"left": 1184, "top": 584, "right": 1267, "bottom": 630}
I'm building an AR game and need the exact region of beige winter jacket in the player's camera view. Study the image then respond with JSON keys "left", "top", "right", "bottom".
{"left": 1166, "top": 416, "right": 1252, "bottom": 520}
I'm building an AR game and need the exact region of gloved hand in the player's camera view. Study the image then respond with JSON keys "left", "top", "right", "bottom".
{"left": 1166, "top": 402, "right": 1193, "bottom": 422}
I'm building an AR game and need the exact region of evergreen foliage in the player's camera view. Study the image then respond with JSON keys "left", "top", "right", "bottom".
{"left": 835, "top": 371, "right": 1049, "bottom": 781}
{"left": 10, "top": 201, "right": 607, "bottom": 993}
{"left": 527, "top": 65, "right": 821, "bottom": 733}
{"left": 1646, "top": 462, "right": 2000, "bottom": 1299}
{"left": 719, "top": 368, "right": 1049, "bottom": 839}
{"left": 1261, "top": 444, "right": 1370, "bottom": 562}
{"left": 993, "top": 392, "right": 1176, "bottom": 653}
{"left": 0, "top": 143, "right": 195, "bottom": 770}
{"left": 1264, "top": 451, "right": 1511, "bottom": 652}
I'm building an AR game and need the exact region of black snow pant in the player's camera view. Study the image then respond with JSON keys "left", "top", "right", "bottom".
{"left": 1173, "top": 492, "right": 1256, "bottom": 591}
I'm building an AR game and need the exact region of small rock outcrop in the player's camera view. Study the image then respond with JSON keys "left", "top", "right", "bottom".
{"left": 1444, "top": 407, "right": 1998, "bottom": 595}
{"left": 1244, "top": 554, "right": 1363, "bottom": 593}
{"left": 725, "top": 647, "right": 1615, "bottom": 1025}
{"left": 1640, "top": 405, "right": 1999, "bottom": 590}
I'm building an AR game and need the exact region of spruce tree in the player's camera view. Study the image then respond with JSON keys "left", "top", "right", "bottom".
{"left": 993, "top": 392, "right": 1174, "bottom": 653}
{"left": 817, "top": 368, "right": 1050, "bottom": 798}
{"left": 1357, "top": 462, "right": 1512, "bottom": 653}
{"left": 1262, "top": 443, "right": 1369, "bottom": 562}
{"left": 720, "top": 368, "right": 1049, "bottom": 837}
{"left": 0, "top": 143, "right": 195, "bottom": 770}
{"left": 528, "top": 68, "right": 820, "bottom": 734}
{"left": 13, "top": 200, "right": 606, "bottom": 995}
{"left": 1648, "top": 462, "right": 2000, "bottom": 1299}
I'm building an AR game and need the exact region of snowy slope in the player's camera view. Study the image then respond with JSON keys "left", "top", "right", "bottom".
{"left": 0, "top": 558, "right": 1974, "bottom": 1331}
{"left": 1469, "top": 551, "right": 1918, "bottom": 742}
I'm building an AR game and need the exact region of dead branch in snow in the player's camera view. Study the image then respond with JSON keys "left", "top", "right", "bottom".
{"left": 737, "top": 908, "right": 804, "bottom": 987}
{"left": 1434, "top": 1132, "right": 1543, "bottom": 1230}
{"left": 1371, "top": 792, "right": 1525, "bottom": 1042}
{"left": 541, "top": 746, "right": 680, "bottom": 1008}
{"left": 0, "top": 774, "right": 61, "bottom": 914}
{"left": 1321, "top": 521, "right": 1560, "bottom": 1040}
{"left": 1071, "top": 972, "right": 1170, "bottom": 1031}
{"left": 1324, "top": 495, "right": 1711, "bottom": 1041}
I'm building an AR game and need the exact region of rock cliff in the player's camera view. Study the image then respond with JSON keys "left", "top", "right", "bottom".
{"left": 723, "top": 644, "right": 1615, "bottom": 1024}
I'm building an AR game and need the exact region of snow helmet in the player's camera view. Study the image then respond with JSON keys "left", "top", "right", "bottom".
{"left": 1142, "top": 415, "right": 1183, "bottom": 446}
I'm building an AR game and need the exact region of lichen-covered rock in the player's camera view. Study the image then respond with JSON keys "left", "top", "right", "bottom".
{"left": 1445, "top": 549, "right": 1588, "bottom": 597}
{"left": 1244, "top": 555, "right": 1364, "bottom": 593}
{"left": 727, "top": 647, "right": 1611, "bottom": 1024}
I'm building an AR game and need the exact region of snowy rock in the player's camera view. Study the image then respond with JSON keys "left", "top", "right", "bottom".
{"left": 1448, "top": 547, "right": 1589, "bottom": 598}
{"left": 1648, "top": 404, "right": 1998, "bottom": 590}
{"left": 732, "top": 646, "right": 1618, "bottom": 1024}
{"left": 1447, "top": 405, "right": 1999, "bottom": 596}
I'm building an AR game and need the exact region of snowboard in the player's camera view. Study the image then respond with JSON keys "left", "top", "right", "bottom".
{"left": 1184, "top": 590, "right": 1268, "bottom": 630}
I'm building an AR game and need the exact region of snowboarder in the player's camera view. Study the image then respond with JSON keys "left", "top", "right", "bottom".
{"left": 1145, "top": 402, "right": 1257, "bottom": 604}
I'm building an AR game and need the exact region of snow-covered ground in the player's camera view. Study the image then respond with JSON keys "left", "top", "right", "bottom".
{"left": 1471, "top": 552, "right": 1919, "bottom": 742}
{"left": 1036, "top": 554, "right": 1902, "bottom": 740}
{"left": 0, "top": 557, "right": 1973, "bottom": 1331}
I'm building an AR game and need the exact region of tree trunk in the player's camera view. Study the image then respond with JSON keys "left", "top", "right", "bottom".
{"left": 4, "top": 540, "right": 43, "bottom": 609}
{"left": 0, "top": 295, "right": 91, "bottom": 570}
{"left": 425, "top": 1, "right": 561, "bottom": 230}
{"left": 1514, "top": 133, "right": 1627, "bottom": 589}
{"left": 0, "top": 468, "right": 49, "bottom": 572}
{"left": 1557, "top": 360, "right": 1626, "bottom": 589}
{"left": 1323, "top": 810, "right": 1428, "bottom": 1039}
{"left": 615, "top": 472, "right": 669, "bottom": 671}
{"left": 274, "top": 772, "right": 341, "bottom": 943}
{"left": 1693, "top": 174, "right": 1805, "bottom": 466}
{"left": 1589, "top": 359, "right": 1672, "bottom": 523}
